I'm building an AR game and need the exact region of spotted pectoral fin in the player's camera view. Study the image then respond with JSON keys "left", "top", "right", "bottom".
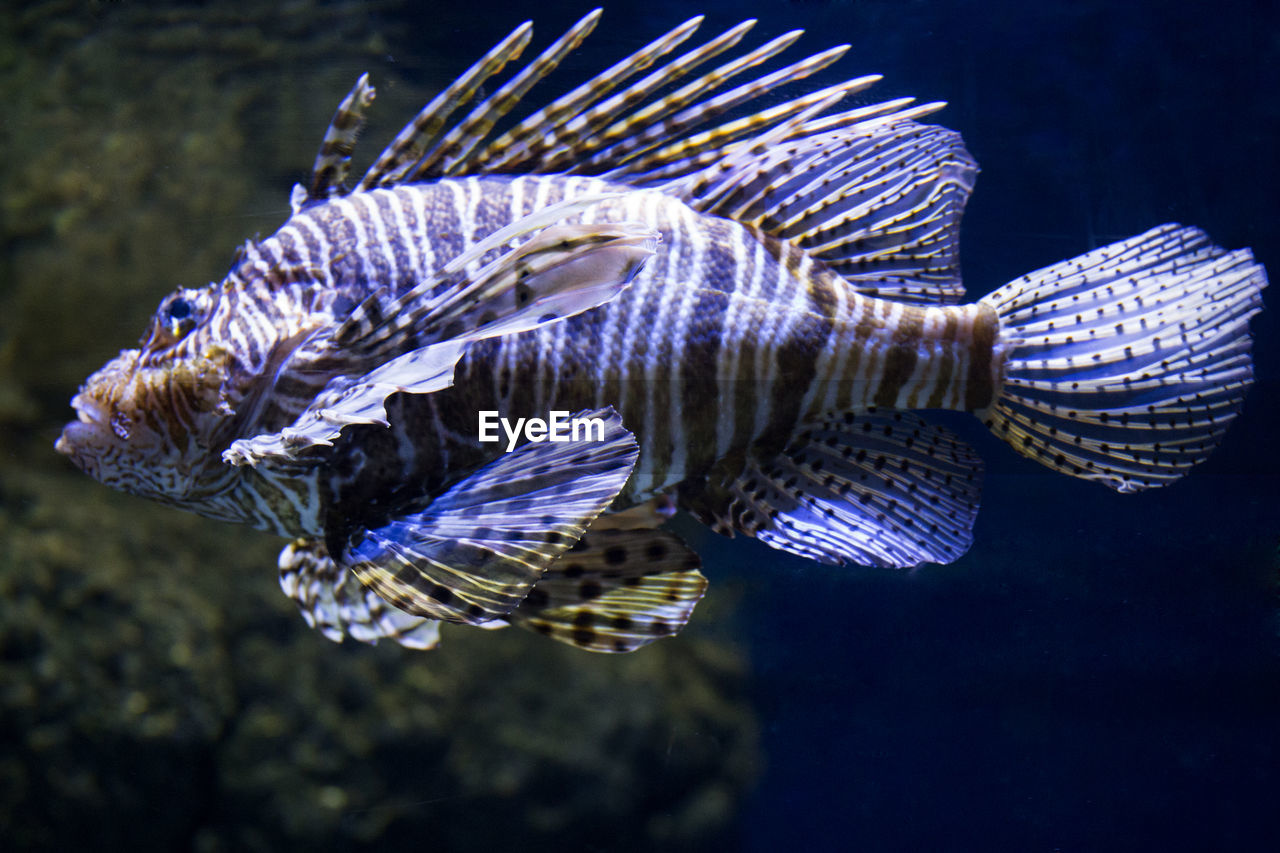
{"left": 341, "top": 407, "right": 638, "bottom": 625}
{"left": 508, "top": 528, "right": 707, "bottom": 653}
{"left": 278, "top": 538, "right": 442, "bottom": 650}
{"left": 690, "top": 409, "right": 983, "bottom": 568}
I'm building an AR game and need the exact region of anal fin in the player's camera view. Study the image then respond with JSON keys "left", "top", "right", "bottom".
{"left": 509, "top": 528, "right": 707, "bottom": 653}
{"left": 693, "top": 409, "right": 983, "bottom": 568}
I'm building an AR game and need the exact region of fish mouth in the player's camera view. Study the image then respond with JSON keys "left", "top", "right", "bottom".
{"left": 55, "top": 392, "right": 113, "bottom": 470}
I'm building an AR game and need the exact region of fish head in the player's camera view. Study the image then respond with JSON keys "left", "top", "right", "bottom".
{"left": 56, "top": 284, "right": 249, "bottom": 512}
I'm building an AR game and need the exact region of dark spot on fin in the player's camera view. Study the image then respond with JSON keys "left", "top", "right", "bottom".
{"left": 508, "top": 528, "right": 706, "bottom": 653}
{"left": 340, "top": 408, "right": 637, "bottom": 625}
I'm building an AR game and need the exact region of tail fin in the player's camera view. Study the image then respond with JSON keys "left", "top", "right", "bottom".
{"left": 979, "top": 224, "right": 1266, "bottom": 492}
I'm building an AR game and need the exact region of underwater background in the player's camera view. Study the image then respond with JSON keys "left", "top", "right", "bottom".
{"left": 2, "top": 0, "right": 1277, "bottom": 849}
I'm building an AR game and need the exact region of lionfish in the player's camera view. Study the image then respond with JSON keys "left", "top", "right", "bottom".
{"left": 56, "top": 11, "right": 1266, "bottom": 653}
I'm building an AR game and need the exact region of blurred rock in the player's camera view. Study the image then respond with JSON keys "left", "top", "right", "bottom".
{"left": 0, "top": 461, "right": 758, "bottom": 852}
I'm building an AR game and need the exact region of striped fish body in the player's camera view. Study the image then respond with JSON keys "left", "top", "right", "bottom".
{"left": 256, "top": 175, "right": 997, "bottom": 541}
{"left": 56, "top": 12, "right": 1266, "bottom": 653}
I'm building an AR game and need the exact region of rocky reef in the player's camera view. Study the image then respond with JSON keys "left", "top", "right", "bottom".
{"left": 0, "top": 461, "right": 757, "bottom": 851}
{"left": 0, "top": 2, "right": 760, "bottom": 849}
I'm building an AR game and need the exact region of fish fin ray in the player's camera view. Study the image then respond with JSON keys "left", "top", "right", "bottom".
{"left": 418, "top": 10, "right": 602, "bottom": 180}
{"left": 305, "top": 73, "right": 376, "bottom": 203}
{"left": 223, "top": 340, "right": 465, "bottom": 466}
{"left": 674, "top": 116, "right": 976, "bottom": 304}
{"left": 602, "top": 86, "right": 907, "bottom": 186}
{"left": 587, "top": 493, "right": 678, "bottom": 531}
{"left": 560, "top": 28, "right": 821, "bottom": 176}
{"left": 341, "top": 12, "right": 936, "bottom": 200}
{"left": 341, "top": 408, "right": 638, "bottom": 624}
{"left": 357, "top": 21, "right": 534, "bottom": 190}
{"left": 509, "top": 528, "right": 707, "bottom": 653}
{"left": 279, "top": 538, "right": 441, "bottom": 649}
{"left": 690, "top": 410, "right": 982, "bottom": 567}
{"left": 223, "top": 210, "right": 655, "bottom": 466}
{"left": 979, "top": 224, "right": 1267, "bottom": 491}
{"left": 473, "top": 15, "right": 707, "bottom": 172}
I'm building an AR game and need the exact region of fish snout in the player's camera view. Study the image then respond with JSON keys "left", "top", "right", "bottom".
{"left": 55, "top": 391, "right": 114, "bottom": 473}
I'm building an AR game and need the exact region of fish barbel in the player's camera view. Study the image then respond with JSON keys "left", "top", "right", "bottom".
{"left": 56, "top": 11, "right": 1267, "bottom": 653}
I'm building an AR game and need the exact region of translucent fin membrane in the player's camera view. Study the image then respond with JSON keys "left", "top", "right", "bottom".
{"left": 510, "top": 528, "right": 707, "bottom": 652}
{"left": 675, "top": 115, "right": 976, "bottom": 303}
{"left": 343, "top": 408, "right": 638, "bottom": 624}
{"left": 699, "top": 410, "right": 983, "bottom": 567}
{"left": 980, "top": 224, "right": 1267, "bottom": 492}
{"left": 346, "top": 10, "right": 926, "bottom": 190}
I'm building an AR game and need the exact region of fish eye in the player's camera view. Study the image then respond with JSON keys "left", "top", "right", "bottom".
{"left": 159, "top": 290, "right": 202, "bottom": 340}
{"left": 167, "top": 297, "right": 193, "bottom": 321}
